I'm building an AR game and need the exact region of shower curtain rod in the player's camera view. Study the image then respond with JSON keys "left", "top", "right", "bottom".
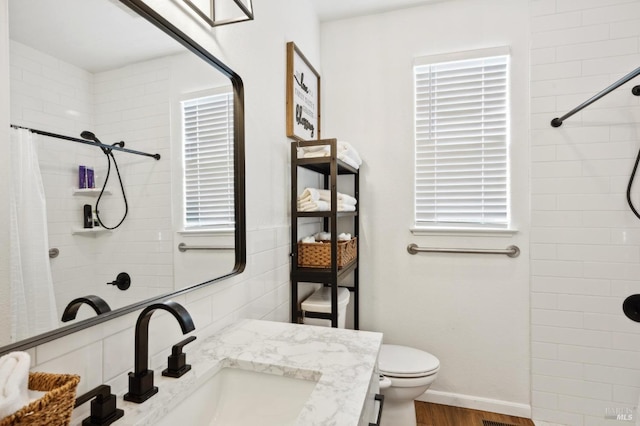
{"left": 10, "top": 125, "right": 161, "bottom": 160}
{"left": 550, "top": 66, "right": 640, "bottom": 128}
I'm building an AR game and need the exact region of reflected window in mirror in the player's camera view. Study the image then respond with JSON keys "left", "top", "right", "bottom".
{"left": 182, "top": 90, "right": 235, "bottom": 231}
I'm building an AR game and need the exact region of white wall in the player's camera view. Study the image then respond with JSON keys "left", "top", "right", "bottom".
{"left": 0, "top": 0, "right": 10, "bottom": 344}
{"left": 530, "top": 0, "right": 640, "bottom": 425}
{"left": 0, "top": 0, "right": 319, "bottom": 402}
{"left": 320, "top": 0, "right": 531, "bottom": 416}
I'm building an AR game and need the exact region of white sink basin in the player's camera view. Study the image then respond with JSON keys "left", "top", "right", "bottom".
{"left": 157, "top": 366, "right": 319, "bottom": 426}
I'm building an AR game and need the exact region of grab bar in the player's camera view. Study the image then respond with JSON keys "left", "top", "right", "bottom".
{"left": 407, "top": 243, "right": 520, "bottom": 258}
{"left": 178, "top": 242, "right": 234, "bottom": 252}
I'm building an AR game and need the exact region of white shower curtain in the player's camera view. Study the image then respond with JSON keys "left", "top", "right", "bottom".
{"left": 9, "top": 128, "right": 58, "bottom": 342}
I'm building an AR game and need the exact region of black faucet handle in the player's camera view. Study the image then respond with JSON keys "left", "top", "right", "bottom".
{"left": 162, "top": 335, "right": 197, "bottom": 378}
{"left": 75, "top": 384, "right": 124, "bottom": 426}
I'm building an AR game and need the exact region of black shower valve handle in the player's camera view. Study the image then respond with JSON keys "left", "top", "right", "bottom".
{"left": 623, "top": 294, "right": 640, "bottom": 322}
{"left": 107, "top": 272, "right": 131, "bottom": 291}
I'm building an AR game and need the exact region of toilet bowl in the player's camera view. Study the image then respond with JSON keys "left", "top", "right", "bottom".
{"left": 378, "top": 344, "right": 439, "bottom": 426}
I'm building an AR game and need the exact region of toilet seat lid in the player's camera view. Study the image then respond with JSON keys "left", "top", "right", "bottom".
{"left": 379, "top": 344, "right": 440, "bottom": 378}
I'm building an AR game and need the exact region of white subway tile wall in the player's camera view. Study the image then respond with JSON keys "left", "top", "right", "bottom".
{"left": 531, "top": 0, "right": 640, "bottom": 425}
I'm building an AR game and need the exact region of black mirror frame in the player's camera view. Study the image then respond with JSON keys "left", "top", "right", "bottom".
{"left": 0, "top": 0, "right": 246, "bottom": 356}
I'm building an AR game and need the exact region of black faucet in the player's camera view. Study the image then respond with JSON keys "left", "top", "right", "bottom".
{"left": 61, "top": 296, "right": 111, "bottom": 322}
{"left": 123, "top": 301, "right": 195, "bottom": 403}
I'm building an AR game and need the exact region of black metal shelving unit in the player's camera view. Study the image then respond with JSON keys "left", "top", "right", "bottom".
{"left": 290, "top": 139, "right": 359, "bottom": 329}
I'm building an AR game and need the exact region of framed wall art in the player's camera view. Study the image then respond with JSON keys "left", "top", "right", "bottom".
{"left": 286, "top": 41, "right": 321, "bottom": 141}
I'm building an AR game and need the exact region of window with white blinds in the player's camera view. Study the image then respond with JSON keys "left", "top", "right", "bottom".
{"left": 414, "top": 54, "right": 509, "bottom": 228}
{"left": 182, "top": 91, "right": 234, "bottom": 230}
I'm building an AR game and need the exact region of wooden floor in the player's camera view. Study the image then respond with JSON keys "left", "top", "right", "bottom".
{"left": 416, "top": 402, "right": 535, "bottom": 426}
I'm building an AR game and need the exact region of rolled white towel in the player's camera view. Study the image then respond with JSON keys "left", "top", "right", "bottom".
{"left": 0, "top": 352, "right": 31, "bottom": 419}
{"left": 316, "top": 189, "right": 357, "bottom": 206}
{"left": 300, "top": 235, "right": 317, "bottom": 243}
{"left": 338, "top": 233, "right": 352, "bottom": 241}
{"left": 315, "top": 232, "right": 331, "bottom": 241}
{"left": 297, "top": 188, "right": 320, "bottom": 203}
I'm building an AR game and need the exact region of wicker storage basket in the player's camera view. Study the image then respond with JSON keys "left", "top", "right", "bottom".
{"left": 0, "top": 372, "right": 80, "bottom": 426}
{"left": 298, "top": 237, "right": 357, "bottom": 269}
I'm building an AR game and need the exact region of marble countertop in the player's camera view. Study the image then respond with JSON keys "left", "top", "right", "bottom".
{"left": 91, "top": 320, "right": 383, "bottom": 426}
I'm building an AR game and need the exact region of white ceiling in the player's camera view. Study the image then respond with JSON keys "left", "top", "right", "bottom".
{"left": 8, "top": 0, "right": 444, "bottom": 73}
{"left": 9, "top": 0, "right": 183, "bottom": 73}
{"left": 311, "top": 0, "right": 445, "bottom": 22}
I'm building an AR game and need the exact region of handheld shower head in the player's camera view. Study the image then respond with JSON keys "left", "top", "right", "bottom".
{"left": 80, "top": 130, "right": 98, "bottom": 141}
{"left": 81, "top": 130, "right": 111, "bottom": 154}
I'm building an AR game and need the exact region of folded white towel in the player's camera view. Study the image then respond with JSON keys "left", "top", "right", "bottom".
{"left": 316, "top": 189, "right": 357, "bottom": 206}
{"left": 302, "top": 151, "right": 361, "bottom": 169}
{"left": 297, "top": 201, "right": 356, "bottom": 212}
{"left": 338, "top": 233, "right": 352, "bottom": 241}
{"left": 297, "top": 200, "right": 330, "bottom": 212}
{"left": 299, "top": 188, "right": 357, "bottom": 206}
{"left": 334, "top": 141, "right": 363, "bottom": 165}
{"left": 338, "top": 203, "right": 356, "bottom": 212}
{"left": 301, "top": 236, "right": 317, "bottom": 243}
{"left": 0, "top": 352, "right": 31, "bottom": 419}
{"left": 338, "top": 153, "right": 361, "bottom": 170}
{"left": 298, "top": 141, "right": 363, "bottom": 169}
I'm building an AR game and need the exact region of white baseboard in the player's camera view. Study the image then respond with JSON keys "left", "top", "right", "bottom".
{"left": 416, "top": 389, "right": 532, "bottom": 419}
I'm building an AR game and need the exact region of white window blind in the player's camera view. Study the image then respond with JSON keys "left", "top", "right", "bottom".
{"left": 182, "top": 92, "right": 234, "bottom": 230}
{"left": 414, "top": 54, "right": 509, "bottom": 227}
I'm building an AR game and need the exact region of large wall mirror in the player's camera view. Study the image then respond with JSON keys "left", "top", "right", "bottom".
{"left": 1, "top": 0, "right": 246, "bottom": 354}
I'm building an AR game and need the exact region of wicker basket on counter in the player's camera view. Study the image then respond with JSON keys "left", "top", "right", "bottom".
{"left": 0, "top": 372, "right": 80, "bottom": 426}
{"left": 297, "top": 237, "right": 357, "bottom": 269}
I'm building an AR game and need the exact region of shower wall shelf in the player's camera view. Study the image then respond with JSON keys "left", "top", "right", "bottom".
{"left": 72, "top": 228, "right": 111, "bottom": 236}
{"left": 290, "top": 139, "right": 360, "bottom": 329}
{"left": 73, "top": 188, "right": 112, "bottom": 196}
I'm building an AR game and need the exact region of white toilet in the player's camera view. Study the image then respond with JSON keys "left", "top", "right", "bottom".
{"left": 378, "top": 344, "right": 440, "bottom": 426}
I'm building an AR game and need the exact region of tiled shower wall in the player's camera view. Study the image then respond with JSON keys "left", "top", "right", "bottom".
{"left": 530, "top": 0, "right": 640, "bottom": 424}
{"left": 10, "top": 40, "right": 235, "bottom": 318}
{"left": 10, "top": 40, "right": 102, "bottom": 318}
{"left": 10, "top": 40, "right": 177, "bottom": 317}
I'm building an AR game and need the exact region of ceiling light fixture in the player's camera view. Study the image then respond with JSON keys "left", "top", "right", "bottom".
{"left": 183, "top": 0, "right": 254, "bottom": 27}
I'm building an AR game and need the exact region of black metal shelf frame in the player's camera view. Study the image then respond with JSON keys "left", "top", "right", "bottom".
{"left": 290, "top": 139, "right": 359, "bottom": 329}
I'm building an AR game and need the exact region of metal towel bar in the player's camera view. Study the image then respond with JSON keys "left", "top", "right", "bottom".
{"left": 407, "top": 243, "right": 520, "bottom": 258}
{"left": 178, "top": 242, "right": 234, "bottom": 252}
